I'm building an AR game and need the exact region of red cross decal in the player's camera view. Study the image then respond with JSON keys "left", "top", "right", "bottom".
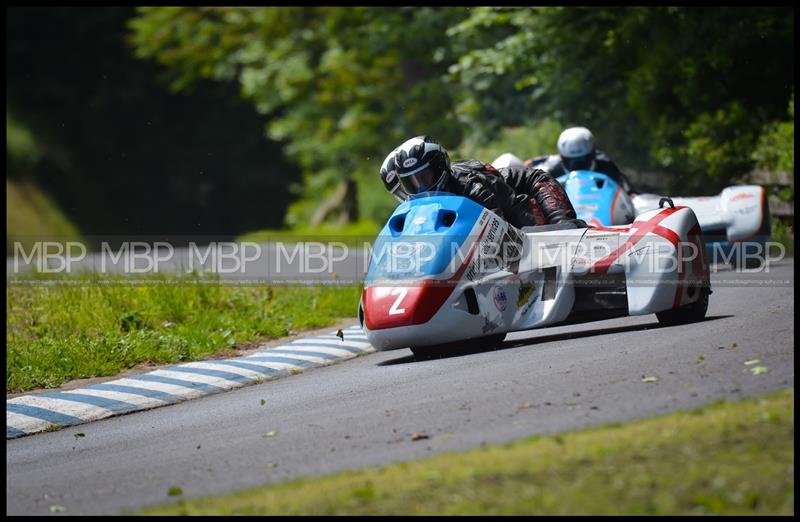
{"left": 590, "top": 207, "right": 682, "bottom": 274}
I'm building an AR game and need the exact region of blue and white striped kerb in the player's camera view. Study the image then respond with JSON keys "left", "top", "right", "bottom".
{"left": 7, "top": 326, "right": 373, "bottom": 439}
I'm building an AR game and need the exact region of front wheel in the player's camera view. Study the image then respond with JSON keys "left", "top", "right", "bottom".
{"left": 656, "top": 286, "right": 710, "bottom": 326}
{"left": 410, "top": 333, "right": 507, "bottom": 359}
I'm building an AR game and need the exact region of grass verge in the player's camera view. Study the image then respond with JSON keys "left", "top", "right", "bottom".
{"left": 7, "top": 272, "right": 361, "bottom": 393}
{"left": 6, "top": 178, "right": 84, "bottom": 255}
{"left": 141, "top": 389, "right": 794, "bottom": 515}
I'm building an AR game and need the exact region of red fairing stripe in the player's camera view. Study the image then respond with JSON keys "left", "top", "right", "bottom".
{"left": 589, "top": 220, "right": 631, "bottom": 233}
{"left": 591, "top": 207, "right": 681, "bottom": 274}
{"left": 363, "top": 221, "right": 489, "bottom": 331}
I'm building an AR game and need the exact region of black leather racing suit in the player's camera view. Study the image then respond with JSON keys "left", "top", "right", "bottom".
{"left": 445, "top": 160, "right": 579, "bottom": 228}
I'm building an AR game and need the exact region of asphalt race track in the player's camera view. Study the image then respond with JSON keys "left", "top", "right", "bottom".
{"left": 6, "top": 260, "right": 794, "bottom": 515}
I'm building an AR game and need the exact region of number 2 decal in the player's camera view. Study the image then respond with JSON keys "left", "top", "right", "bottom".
{"left": 388, "top": 288, "right": 407, "bottom": 315}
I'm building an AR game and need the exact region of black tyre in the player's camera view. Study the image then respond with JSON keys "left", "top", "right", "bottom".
{"left": 656, "top": 286, "right": 710, "bottom": 326}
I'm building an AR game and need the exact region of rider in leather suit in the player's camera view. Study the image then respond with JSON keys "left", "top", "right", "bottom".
{"left": 380, "top": 136, "right": 583, "bottom": 228}
{"left": 528, "top": 127, "right": 635, "bottom": 194}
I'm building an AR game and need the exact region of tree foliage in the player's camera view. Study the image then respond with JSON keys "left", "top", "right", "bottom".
{"left": 448, "top": 7, "right": 794, "bottom": 193}
{"left": 752, "top": 94, "right": 794, "bottom": 201}
{"left": 8, "top": 7, "right": 793, "bottom": 235}
{"left": 753, "top": 94, "right": 794, "bottom": 175}
{"left": 129, "top": 7, "right": 469, "bottom": 225}
{"left": 6, "top": 113, "right": 43, "bottom": 178}
{"left": 7, "top": 7, "right": 299, "bottom": 238}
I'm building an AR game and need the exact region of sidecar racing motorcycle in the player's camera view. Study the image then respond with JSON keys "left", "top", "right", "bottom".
{"left": 556, "top": 170, "right": 770, "bottom": 268}
{"left": 491, "top": 153, "right": 771, "bottom": 268}
{"left": 359, "top": 193, "right": 711, "bottom": 356}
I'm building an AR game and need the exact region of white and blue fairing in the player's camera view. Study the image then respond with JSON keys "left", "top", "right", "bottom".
{"left": 557, "top": 170, "right": 634, "bottom": 226}
{"left": 366, "top": 193, "right": 486, "bottom": 284}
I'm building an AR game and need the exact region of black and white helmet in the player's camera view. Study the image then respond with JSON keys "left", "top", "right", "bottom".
{"left": 379, "top": 148, "right": 407, "bottom": 202}
{"left": 557, "top": 127, "right": 597, "bottom": 172}
{"left": 390, "top": 136, "right": 451, "bottom": 195}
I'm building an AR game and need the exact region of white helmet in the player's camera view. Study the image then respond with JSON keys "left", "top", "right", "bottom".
{"left": 557, "top": 127, "right": 596, "bottom": 171}
{"left": 491, "top": 152, "right": 525, "bottom": 169}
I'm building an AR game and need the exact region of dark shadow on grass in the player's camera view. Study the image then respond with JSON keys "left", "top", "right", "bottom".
{"left": 377, "top": 314, "right": 734, "bottom": 366}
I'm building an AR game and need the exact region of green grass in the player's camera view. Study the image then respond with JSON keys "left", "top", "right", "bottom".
{"left": 6, "top": 178, "right": 84, "bottom": 254}
{"left": 236, "top": 219, "right": 380, "bottom": 247}
{"left": 7, "top": 272, "right": 362, "bottom": 393}
{"left": 141, "top": 389, "right": 794, "bottom": 515}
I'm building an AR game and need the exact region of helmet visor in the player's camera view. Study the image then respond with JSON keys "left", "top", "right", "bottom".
{"left": 389, "top": 184, "right": 408, "bottom": 202}
{"left": 398, "top": 165, "right": 445, "bottom": 195}
{"left": 562, "top": 154, "right": 594, "bottom": 172}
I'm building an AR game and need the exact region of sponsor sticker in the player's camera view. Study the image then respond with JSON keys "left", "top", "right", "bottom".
{"left": 735, "top": 205, "right": 757, "bottom": 215}
{"left": 517, "top": 280, "right": 536, "bottom": 308}
{"left": 482, "top": 316, "right": 500, "bottom": 333}
{"left": 517, "top": 276, "right": 539, "bottom": 315}
{"left": 402, "top": 157, "right": 418, "bottom": 168}
{"left": 493, "top": 286, "right": 508, "bottom": 312}
{"left": 627, "top": 245, "right": 651, "bottom": 258}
